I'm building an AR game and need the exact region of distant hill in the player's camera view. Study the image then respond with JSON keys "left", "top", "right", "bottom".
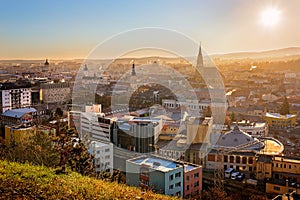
{"left": 212, "top": 47, "right": 300, "bottom": 60}
{"left": 2, "top": 47, "right": 300, "bottom": 64}
{"left": 0, "top": 160, "right": 177, "bottom": 200}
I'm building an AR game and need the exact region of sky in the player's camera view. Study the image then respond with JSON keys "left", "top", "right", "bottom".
{"left": 0, "top": 0, "right": 300, "bottom": 59}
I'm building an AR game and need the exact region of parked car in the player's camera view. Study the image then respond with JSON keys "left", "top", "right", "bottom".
{"left": 236, "top": 173, "right": 245, "bottom": 181}
{"left": 231, "top": 172, "right": 240, "bottom": 180}
{"left": 225, "top": 168, "right": 235, "bottom": 178}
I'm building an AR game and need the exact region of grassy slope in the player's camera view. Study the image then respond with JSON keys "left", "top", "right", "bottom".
{"left": 0, "top": 160, "right": 178, "bottom": 200}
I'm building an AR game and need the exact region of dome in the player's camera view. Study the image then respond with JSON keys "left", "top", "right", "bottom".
{"left": 217, "top": 126, "right": 264, "bottom": 150}
{"left": 44, "top": 59, "right": 49, "bottom": 66}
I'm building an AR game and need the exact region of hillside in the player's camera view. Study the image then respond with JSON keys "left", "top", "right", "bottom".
{"left": 212, "top": 47, "right": 300, "bottom": 60}
{"left": 0, "top": 160, "right": 178, "bottom": 200}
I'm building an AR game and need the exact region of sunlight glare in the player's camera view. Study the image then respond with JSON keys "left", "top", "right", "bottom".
{"left": 261, "top": 8, "right": 281, "bottom": 27}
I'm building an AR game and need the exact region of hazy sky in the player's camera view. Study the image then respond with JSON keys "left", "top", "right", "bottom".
{"left": 1, "top": 0, "right": 300, "bottom": 59}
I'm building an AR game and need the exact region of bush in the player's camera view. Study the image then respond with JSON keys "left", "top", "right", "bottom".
{"left": 0, "top": 160, "right": 178, "bottom": 200}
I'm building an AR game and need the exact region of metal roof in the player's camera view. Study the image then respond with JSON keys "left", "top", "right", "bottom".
{"left": 2, "top": 107, "right": 37, "bottom": 118}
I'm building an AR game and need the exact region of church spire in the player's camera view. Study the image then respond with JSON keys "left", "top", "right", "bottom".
{"left": 197, "top": 42, "right": 204, "bottom": 68}
{"left": 131, "top": 63, "right": 136, "bottom": 76}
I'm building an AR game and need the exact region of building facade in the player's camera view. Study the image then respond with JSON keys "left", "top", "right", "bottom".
{"left": 183, "top": 164, "right": 202, "bottom": 199}
{"left": 40, "top": 82, "right": 70, "bottom": 104}
{"left": 264, "top": 112, "right": 296, "bottom": 130}
{"left": 162, "top": 99, "right": 209, "bottom": 112}
{"left": 233, "top": 120, "right": 268, "bottom": 138}
{"left": 0, "top": 82, "right": 32, "bottom": 113}
{"left": 89, "top": 141, "right": 113, "bottom": 173}
{"left": 126, "top": 155, "right": 202, "bottom": 198}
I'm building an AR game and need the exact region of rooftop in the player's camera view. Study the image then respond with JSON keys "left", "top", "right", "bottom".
{"left": 274, "top": 156, "right": 300, "bottom": 164}
{"left": 184, "top": 164, "right": 201, "bottom": 172}
{"left": 265, "top": 112, "right": 296, "bottom": 119}
{"left": 2, "top": 108, "right": 37, "bottom": 118}
{"left": 217, "top": 126, "right": 264, "bottom": 150}
{"left": 129, "top": 155, "right": 182, "bottom": 172}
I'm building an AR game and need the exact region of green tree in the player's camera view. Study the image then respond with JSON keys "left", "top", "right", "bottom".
{"left": 280, "top": 96, "right": 290, "bottom": 115}
{"left": 52, "top": 127, "right": 95, "bottom": 176}
{"left": 0, "top": 130, "right": 59, "bottom": 167}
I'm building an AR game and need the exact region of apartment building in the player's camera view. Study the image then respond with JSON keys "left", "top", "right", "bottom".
{"left": 126, "top": 155, "right": 202, "bottom": 198}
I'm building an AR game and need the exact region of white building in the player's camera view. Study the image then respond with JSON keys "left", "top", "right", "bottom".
{"left": 162, "top": 99, "right": 209, "bottom": 111}
{"left": 79, "top": 104, "right": 114, "bottom": 144}
{"left": 0, "top": 83, "right": 32, "bottom": 113}
{"left": 89, "top": 141, "right": 113, "bottom": 173}
{"left": 233, "top": 120, "right": 268, "bottom": 138}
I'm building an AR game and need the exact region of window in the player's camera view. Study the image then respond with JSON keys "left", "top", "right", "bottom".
{"left": 186, "top": 176, "right": 189, "bottom": 182}
{"left": 175, "top": 172, "right": 181, "bottom": 178}
{"left": 187, "top": 185, "right": 189, "bottom": 191}
{"left": 276, "top": 163, "right": 278, "bottom": 167}
{"left": 230, "top": 156, "right": 234, "bottom": 163}
{"left": 194, "top": 181, "right": 199, "bottom": 187}
{"left": 207, "top": 154, "right": 215, "bottom": 162}
{"left": 289, "top": 165, "right": 291, "bottom": 169}
{"left": 194, "top": 173, "right": 199, "bottom": 178}
{"left": 105, "top": 155, "right": 110, "bottom": 159}
{"left": 249, "top": 167, "right": 253, "bottom": 171}
{"left": 274, "top": 186, "right": 280, "bottom": 191}
{"left": 175, "top": 191, "right": 181, "bottom": 196}
{"left": 224, "top": 155, "right": 228, "bottom": 163}
{"left": 236, "top": 156, "right": 240, "bottom": 164}
{"left": 105, "top": 148, "right": 109, "bottom": 152}
{"left": 248, "top": 157, "right": 253, "bottom": 164}
{"left": 175, "top": 182, "right": 181, "bottom": 187}
{"left": 169, "top": 174, "right": 174, "bottom": 181}
{"left": 169, "top": 185, "right": 173, "bottom": 190}
{"left": 242, "top": 157, "right": 247, "bottom": 164}
{"left": 284, "top": 164, "right": 286, "bottom": 168}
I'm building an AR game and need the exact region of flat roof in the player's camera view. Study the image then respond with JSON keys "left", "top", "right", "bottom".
{"left": 265, "top": 112, "right": 296, "bottom": 119}
{"left": 274, "top": 156, "right": 300, "bottom": 164}
{"left": 185, "top": 164, "right": 199, "bottom": 172}
{"left": 259, "top": 138, "right": 284, "bottom": 156}
{"left": 129, "top": 156, "right": 182, "bottom": 172}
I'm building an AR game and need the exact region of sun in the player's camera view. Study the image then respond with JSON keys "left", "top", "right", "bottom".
{"left": 261, "top": 8, "right": 281, "bottom": 27}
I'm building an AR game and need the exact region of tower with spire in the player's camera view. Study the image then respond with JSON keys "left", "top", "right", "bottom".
{"left": 83, "top": 64, "right": 89, "bottom": 77}
{"left": 130, "top": 63, "right": 137, "bottom": 90}
{"left": 197, "top": 43, "right": 204, "bottom": 70}
{"left": 131, "top": 63, "right": 136, "bottom": 76}
{"left": 44, "top": 58, "right": 50, "bottom": 72}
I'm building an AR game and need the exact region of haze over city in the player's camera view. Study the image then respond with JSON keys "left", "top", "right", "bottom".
{"left": 1, "top": 0, "right": 300, "bottom": 59}
{"left": 1, "top": 1, "right": 300, "bottom": 200}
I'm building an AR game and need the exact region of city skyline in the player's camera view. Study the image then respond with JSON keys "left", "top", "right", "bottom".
{"left": 1, "top": 0, "right": 300, "bottom": 59}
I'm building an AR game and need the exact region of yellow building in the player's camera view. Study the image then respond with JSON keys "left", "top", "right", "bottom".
{"left": 256, "top": 155, "right": 273, "bottom": 180}
{"left": 264, "top": 112, "right": 296, "bottom": 130}
{"left": 5, "top": 125, "right": 36, "bottom": 146}
{"left": 266, "top": 180, "right": 300, "bottom": 195}
{"left": 264, "top": 156, "right": 300, "bottom": 195}
{"left": 159, "top": 123, "right": 180, "bottom": 140}
{"left": 272, "top": 157, "right": 300, "bottom": 182}
{"left": 187, "top": 117, "right": 212, "bottom": 144}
